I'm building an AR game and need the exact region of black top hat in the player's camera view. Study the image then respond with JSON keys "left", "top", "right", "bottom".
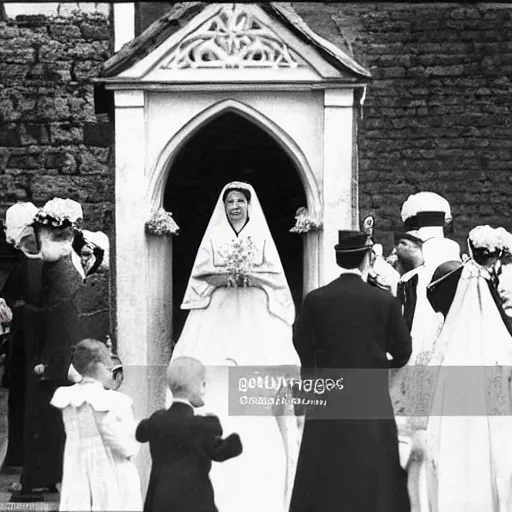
{"left": 394, "top": 231, "right": 423, "bottom": 246}
{"left": 334, "top": 230, "right": 373, "bottom": 253}
{"left": 416, "top": 211, "right": 445, "bottom": 227}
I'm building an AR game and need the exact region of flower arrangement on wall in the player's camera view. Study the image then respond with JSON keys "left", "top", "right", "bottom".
{"left": 145, "top": 208, "right": 180, "bottom": 236}
{"left": 289, "top": 207, "right": 322, "bottom": 234}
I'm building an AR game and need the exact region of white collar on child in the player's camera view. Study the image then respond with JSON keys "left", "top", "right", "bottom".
{"left": 172, "top": 398, "right": 195, "bottom": 412}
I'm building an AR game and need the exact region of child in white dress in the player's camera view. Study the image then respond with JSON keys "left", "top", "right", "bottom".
{"left": 51, "top": 338, "right": 142, "bottom": 512}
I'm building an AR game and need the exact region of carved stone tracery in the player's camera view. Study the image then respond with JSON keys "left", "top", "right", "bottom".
{"left": 160, "top": 6, "right": 301, "bottom": 70}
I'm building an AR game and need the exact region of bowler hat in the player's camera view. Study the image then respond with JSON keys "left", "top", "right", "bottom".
{"left": 334, "top": 230, "right": 373, "bottom": 253}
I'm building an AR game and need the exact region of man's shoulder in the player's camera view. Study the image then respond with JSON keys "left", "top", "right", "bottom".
{"left": 363, "top": 281, "right": 396, "bottom": 304}
{"left": 147, "top": 408, "right": 169, "bottom": 423}
{"left": 305, "top": 276, "right": 387, "bottom": 298}
{"left": 303, "top": 281, "right": 337, "bottom": 303}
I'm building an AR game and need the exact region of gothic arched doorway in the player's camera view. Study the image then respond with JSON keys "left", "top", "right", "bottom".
{"left": 164, "top": 111, "right": 307, "bottom": 343}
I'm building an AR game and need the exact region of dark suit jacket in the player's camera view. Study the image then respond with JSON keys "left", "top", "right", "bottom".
{"left": 136, "top": 402, "right": 243, "bottom": 512}
{"left": 39, "top": 255, "right": 83, "bottom": 385}
{"left": 290, "top": 273, "right": 412, "bottom": 512}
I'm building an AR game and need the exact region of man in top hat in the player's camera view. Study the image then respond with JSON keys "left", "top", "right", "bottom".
{"left": 401, "top": 192, "right": 461, "bottom": 273}
{"left": 290, "top": 230, "right": 412, "bottom": 512}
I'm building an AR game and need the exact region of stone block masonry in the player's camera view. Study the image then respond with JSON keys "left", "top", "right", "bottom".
{"left": 293, "top": 3, "right": 512, "bottom": 253}
{"left": 0, "top": 9, "right": 115, "bottom": 341}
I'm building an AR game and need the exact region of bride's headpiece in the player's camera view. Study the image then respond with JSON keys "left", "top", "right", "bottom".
{"left": 222, "top": 181, "right": 252, "bottom": 203}
{"left": 225, "top": 181, "right": 251, "bottom": 190}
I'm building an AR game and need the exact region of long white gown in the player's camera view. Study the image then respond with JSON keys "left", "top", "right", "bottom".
{"left": 170, "top": 182, "right": 301, "bottom": 512}
{"left": 410, "top": 260, "right": 512, "bottom": 512}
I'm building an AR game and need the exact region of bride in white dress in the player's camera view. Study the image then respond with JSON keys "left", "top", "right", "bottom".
{"left": 170, "top": 181, "right": 301, "bottom": 512}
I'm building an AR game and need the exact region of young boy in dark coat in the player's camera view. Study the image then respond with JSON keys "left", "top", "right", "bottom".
{"left": 136, "top": 357, "right": 243, "bottom": 512}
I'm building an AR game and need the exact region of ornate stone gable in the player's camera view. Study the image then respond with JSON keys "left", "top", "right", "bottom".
{"left": 100, "top": 2, "right": 370, "bottom": 84}
{"left": 160, "top": 5, "right": 301, "bottom": 70}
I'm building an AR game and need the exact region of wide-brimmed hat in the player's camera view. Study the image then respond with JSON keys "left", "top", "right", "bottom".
{"left": 401, "top": 192, "right": 452, "bottom": 224}
{"left": 334, "top": 230, "right": 373, "bottom": 253}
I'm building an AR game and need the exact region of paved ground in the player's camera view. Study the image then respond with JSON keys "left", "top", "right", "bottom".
{"left": 0, "top": 366, "right": 59, "bottom": 511}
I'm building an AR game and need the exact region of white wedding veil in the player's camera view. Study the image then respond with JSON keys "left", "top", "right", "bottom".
{"left": 425, "top": 259, "right": 512, "bottom": 509}
{"left": 180, "top": 181, "right": 295, "bottom": 325}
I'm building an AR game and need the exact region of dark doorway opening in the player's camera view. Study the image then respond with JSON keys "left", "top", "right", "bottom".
{"left": 164, "top": 111, "right": 307, "bottom": 343}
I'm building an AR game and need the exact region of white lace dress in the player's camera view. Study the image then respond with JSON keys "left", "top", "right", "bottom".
{"left": 51, "top": 381, "right": 143, "bottom": 512}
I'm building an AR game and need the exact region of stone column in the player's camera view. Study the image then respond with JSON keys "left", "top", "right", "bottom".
{"left": 320, "top": 89, "right": 356, "bottom": 286}
{"left": 114, "top": 89, "right": 152, "bottom": 493}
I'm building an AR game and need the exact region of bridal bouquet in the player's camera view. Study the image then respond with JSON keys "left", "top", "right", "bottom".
{"left": 219, "top": 237, "right": 257, "bottom": 288}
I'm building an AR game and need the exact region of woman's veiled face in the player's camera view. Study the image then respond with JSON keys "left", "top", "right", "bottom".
{"left": 224, "top": 190, "right": 248, "bottom": 225}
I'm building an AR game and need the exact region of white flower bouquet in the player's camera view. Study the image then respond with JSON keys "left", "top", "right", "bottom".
{"left": 218, "top": 236, "right": 256, "bottom": 288}
{"left": 468, "top": 225, "right": 503, "bottom": 254}
{"left": 145, "top": 208, "right": 180, "bottom": 236}
{"left": 290, "top": 207, "right": 322, "bottom": 234}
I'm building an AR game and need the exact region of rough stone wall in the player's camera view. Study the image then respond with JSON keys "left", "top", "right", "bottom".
{"left": 0, "top": 8, "right": 115, "bottom": 341}
{"left": 293, "top": 2, "right": 512, "bottom": 251}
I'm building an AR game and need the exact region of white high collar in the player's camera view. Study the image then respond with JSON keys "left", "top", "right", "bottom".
{"left": 172, "top": 398, "right": 194, "bottom": 411}
{"left": 340, "top": 268, "right": 363, "bottom": 277}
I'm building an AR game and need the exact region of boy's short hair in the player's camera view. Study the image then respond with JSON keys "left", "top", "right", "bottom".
{"left": 72, "top": 338, "right": 111, "bottom": 377}
{"left": 167, "top": 357, "right": 205, "bottom": 395}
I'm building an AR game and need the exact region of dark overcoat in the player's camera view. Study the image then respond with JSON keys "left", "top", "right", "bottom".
{"left": 21, "top": 254, "right": 83, "bottom": 490}
{"left": 0, "top": 258, "right": 31, "bottom": 468}
{"left": 290, "top": 273, "right": 412, "bottom": 512}
{"left": 136, "top": 402, "right": 243, "bottom": 512}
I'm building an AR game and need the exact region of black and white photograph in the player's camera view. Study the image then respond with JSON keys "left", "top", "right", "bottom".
{"left": 0, "top": 1, "right": 511, "bottom": 511}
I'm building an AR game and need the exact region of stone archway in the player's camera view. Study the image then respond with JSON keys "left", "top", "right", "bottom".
{"left": 145, "top": 99, "right": 321, "bottom": 356}
{"left": 147, "top": 99, "right": 321, "bottom": 220}
{"left": 163, "top": 110, "right": 310, "bottom": 343}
